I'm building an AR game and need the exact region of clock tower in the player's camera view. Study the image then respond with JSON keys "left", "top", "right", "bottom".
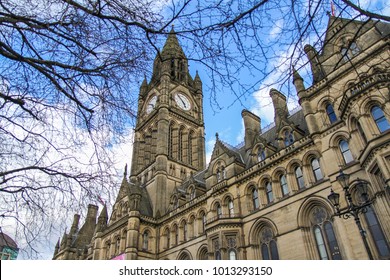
{"left": 130, "top": 28, "right": 206, "bottom": 218}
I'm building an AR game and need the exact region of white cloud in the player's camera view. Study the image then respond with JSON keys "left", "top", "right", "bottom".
{"left": 269, "top": 19, "right": 284, "bottom": 39}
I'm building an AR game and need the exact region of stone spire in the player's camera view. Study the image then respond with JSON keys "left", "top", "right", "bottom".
{"left": 270, "top": 88, "right": 289, "bottom": 130}
{"left": 292, "top": 67, "right": 306, "bottom": 99}
{"left": 194, "top": 71, "right": 202, "bottom": 92}
{"left": 304, "top": 44, "right": 325, "bottom": 83}
{"left": 95, "top": 204, "right": 108, "bottom": 233}
{"left": 151, "top": 27, "right": 189, "bottom": 84}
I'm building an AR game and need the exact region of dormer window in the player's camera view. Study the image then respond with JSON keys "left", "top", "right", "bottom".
{"left": 341, "top": 41, "right": 359, "bottom": 62}
{"left": 258, "top": 147, "right": 266, "bottom": 162}
{"left": 216, "top": 165, "right": 226, "bottom": 182}
{"left": 189, "top": 187, "right": 196, "bottom": 200}
{"left": 284, "top": 130, "right": 294, "bottom": 147}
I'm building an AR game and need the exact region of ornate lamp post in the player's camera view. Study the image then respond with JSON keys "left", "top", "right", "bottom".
{"left": 327, "top": 170, "right": 374, "bottom": 260}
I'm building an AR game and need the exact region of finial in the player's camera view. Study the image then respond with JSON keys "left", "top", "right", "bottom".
{"left": 124, "top": 163, "right": 128, "bottom": 178}
{"left": 216, "top": 132, "right": 219, "bottom": 140}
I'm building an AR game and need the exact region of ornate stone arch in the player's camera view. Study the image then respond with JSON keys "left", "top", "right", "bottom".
{"left": 318, "top": 96, "right": 338, "bottom": 125}
{"left": 328, "top": 130, "right": 354, "bottom": 166}
{"left": 177, "top": 249, "right": 192, "bottom": 260}
{"left": 277, "top": 125, "right": 295, "bottom": 148}
{"left": 297, "top": 196, "right": 342, "bottom": 260}
{"left": 286, "top": 159, "right": 303, "bottom": 173}
{"left": 197, "top": 244, "right": 209, "bottom": 260}
{"left": 196, "top": 207, "right": 207, "bottom": 235}
{"left": 187, "top": 213, "right": 196, "bottom": 239}
{"left": 244, "top": 181, "right": 259, "bottom": 213}
{"left": 212, "top": 159, "right": 227, "bottom": 182}
{"left": 248, "top": 217, "right": 279, "bottom": 259}
{"left": 258, "top": 174, "right": 273, "bottom": 205}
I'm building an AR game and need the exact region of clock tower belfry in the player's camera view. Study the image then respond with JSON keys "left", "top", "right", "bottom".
{"left": 130, "top": 28, "right": 206, "bottom": 218}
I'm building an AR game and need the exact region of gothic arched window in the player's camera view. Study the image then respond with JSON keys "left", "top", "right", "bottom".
{"left": 165, "top": 228, "right": 170, "bottom": 249}
{"left": 252, "top": 188, "right": 259, "bottom": 210}
{"left": 115, "top": 236, "right": 120, "bottom": 256}
{"left": 363, "top": 207, "right": 390, "bottom": 258}
{"left": 295, "top": 166, "right": 305, "bottom": 189}
{"left": 265, "top": 181, "right": 273, "bottom": 203}
{"left": 326, "top": 104, "right": 337, "bottom": 124}
{"left": 188, "top": 131, "right": 193, "bottom": 165}
{"left": 142, "top": 231, "right": 149, "bottom": 250}
{"left": 260, "top": 227, "right": 279, "bottom": 260}
{"left": 339, "top": 139, "right": 353, "bottom": 164}
{"left": 341, "top": 41, "right": 359, "bottom": 62}
{"left": 183, "top": 221, "right": 188, "bottom": 242}
{"left": 173, "top": 225, "right": 179, "bottom": 245}
{"left": 105, "top": 241, "right": 111, "bottom": 260}
{"left": 258, "top": 147, "right": 266, "bottom": 162}
{"left": 357, "top": 120, "right": 367, "bottom": 144}
{"left": 216, "top": 203, "right": 222, "bottom": 219}
{"left": 280, "top": 174, "right": 289, "bottom": 196}
{"left": 371, "top": 106, "right": 390, "bottom": 133}
{"left": 229, "top": 249, "right": 237, "bottom": 260}
{"left": 228, "top": 198, "right": 234, "bottom": 217}
{"left": 311, "top": 158, "right": 323, "bottom": 182}
{"left": 310, "top": 206, "right": 342, "bottom": 260}
{"left": 284, "top": 130, "right": 294, "bottom": 147}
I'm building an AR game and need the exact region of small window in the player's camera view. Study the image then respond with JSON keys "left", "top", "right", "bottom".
{"left": 295, "top": 166, "right": 305, "bottom": 189}
{"left": 339, "top": 140, "right": 353, "bottom": 164}
{"left": 229, "top": 249, "right": 237, "bottom": 260}
{"left": 216, "top": 203, "right": 222, "bottom": 219}
{"left": 115, "top": 237, "right": 120, "bottom": 255}
{"left": 258, "top": 148, "right": 266, "bottom": 162}
{"left": 174, "top": 225, "right": 179, "bottom": 245}
{"left": 201, "top": 213, "right": 206, "bottom": 233}
{"left": 265, "top": 181, "right": 273, "bottom": 203}
{"left": 280, "top": 174, "right": 289, "bottom": 196}
{"left": 326, "top": 104, "right": 337, "bottom": 124}
{"left": 190, "top": 187, "right": 196, "bottom": 200}
{"left": 183, "top": 221, "right": 188, "bottom": 241}
{"left": 142, "top": 231, "right": 149, "bottom": 250}
{"left": 105, "top": 242, "right": 111, "bottom": 260}
{"left": 166, "top": 229, "right": 170, "bottom": 248}
{"left": 371, "top": 106, "right": 390, "bottom": 133}
{"left": 284, "top": 130, "right": 294, "bottom": 147}
{"left": 228, "top": 199, "right": 234, "bottom": 217}
{"left": 252, "top": 188, "right": 259, "bottom": 210}
{"left": 341, "top": 41, "right": 359, "bottom": 62}
{"left": 311, "top": 158, "right": 323, "bottom": 181}
{"left": 357, "top": 121, "right": 367, "bottom": 144}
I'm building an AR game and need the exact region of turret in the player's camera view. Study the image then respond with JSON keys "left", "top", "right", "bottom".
{"left": 139, "top": 76, "right": 148, "bottom": 97}
{"left": 194, "top": 71, "right": 202, "bottom": 92}
{"left": 69, "top": 214, "right": 80, "bottom": 236}
{"left": 292, "top": 67, "right": 306, "bottom": 98}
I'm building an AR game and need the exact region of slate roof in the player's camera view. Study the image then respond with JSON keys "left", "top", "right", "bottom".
{"left": 0, "top": 232, "right": 18, "bottom": 249}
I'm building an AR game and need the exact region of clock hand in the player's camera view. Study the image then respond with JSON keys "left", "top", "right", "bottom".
{"left": 178, "top": 95, "right": 186, "bottom": 108}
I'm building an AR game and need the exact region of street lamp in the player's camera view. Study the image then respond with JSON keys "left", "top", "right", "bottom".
{"left": 327, "top": 170, "right": 374, "bottom": 260}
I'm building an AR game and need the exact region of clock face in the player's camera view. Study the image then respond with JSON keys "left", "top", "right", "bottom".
{"left": 174, "top": 93, "right": 191, "bottom": 111}
{"left": 146, "top": 95, "right": 157, "bottom": 114}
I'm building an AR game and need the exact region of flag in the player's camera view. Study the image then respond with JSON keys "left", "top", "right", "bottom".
{"left": 97, "top": 195, "right": 105, "bottom": 206}
{"left": 331, "top": 1, "right": 336, "bottom": 16}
